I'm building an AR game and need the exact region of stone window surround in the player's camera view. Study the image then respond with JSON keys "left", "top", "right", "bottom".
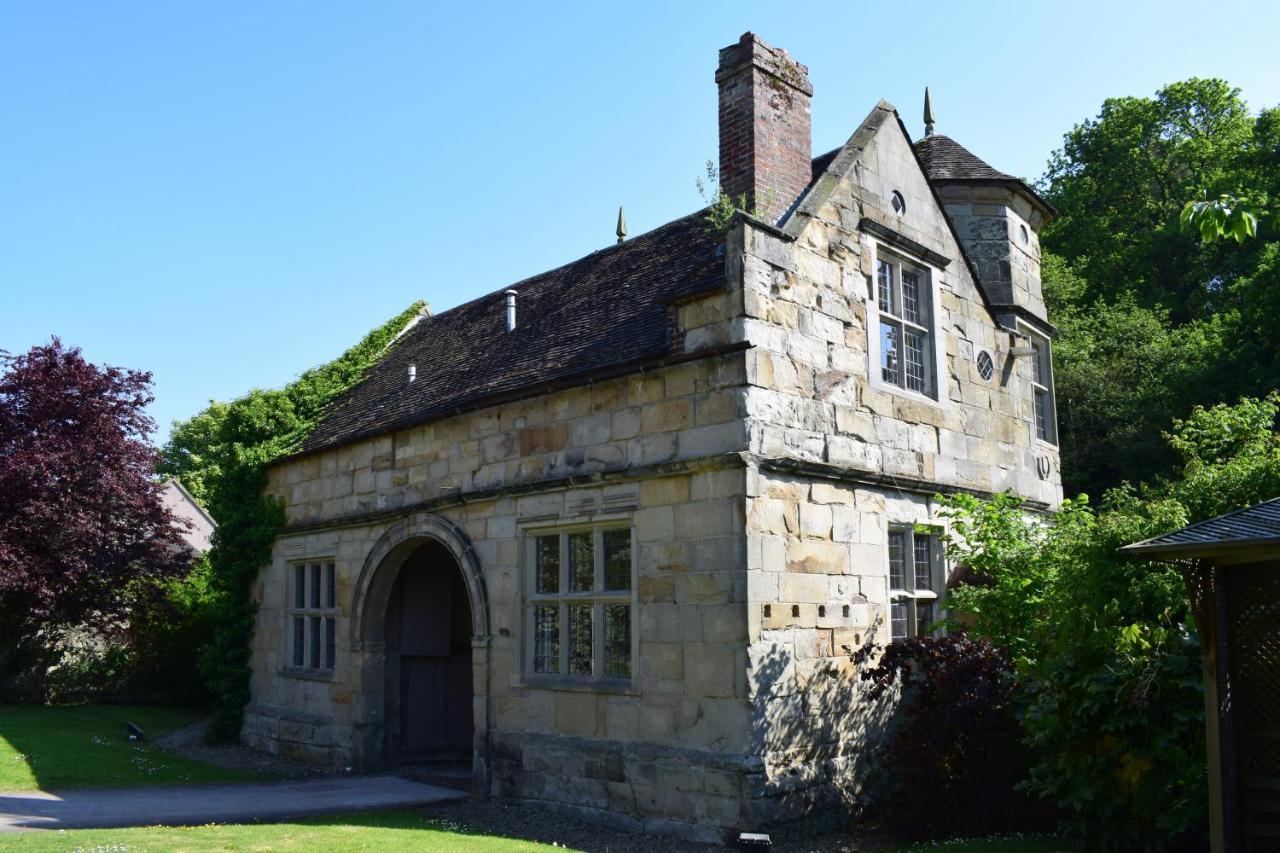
{"left": 514, "top": 513, "right": 640, "bottom": 695}
{"left": 284, "top": 557, "right": 338, "bottom": 680}
{"left": 1017, "top": 320, "right": 1058, "bottom": 448}
{"left": 886, "top": 525, "right": 945, "bottom": 639}
{"left": 865, "top": 241, "right": 950, "bottom": 410}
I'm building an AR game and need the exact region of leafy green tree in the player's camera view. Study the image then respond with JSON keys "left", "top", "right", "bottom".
{"left": 1038, "top": 80, "right": 1277, "bottom": 497}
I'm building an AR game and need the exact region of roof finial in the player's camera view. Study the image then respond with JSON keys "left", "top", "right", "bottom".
{"left": 616, "top": 206, "right": 627, "bottom": 244}
{"left": 923, "top": 86, "right": 936, "bottom": 137}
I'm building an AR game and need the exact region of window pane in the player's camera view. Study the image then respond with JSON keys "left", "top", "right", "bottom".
{"left": 536, "top": 536, "right": 560, "bottom": 594}
{"left": 877, "top": 260, "right": 896, "bottom": 315}
{"left": 888, "top": 530, "right": 907, "bottom": 590}
{"left": 325, "top": 563, "right": 336, "bottom": 609}
{"left": 914, "top": 536, "right": 932, "bottom": 591}
{"left": 602, "top": 529, "right": 632, "bottom": 591}
{"left": 533, "top": 605, "right": 559, "bottom": 674}
{"left": 902, "top": 269, "right": 922, "bottom": 325}
{"left": 568, "top": 605, "right": 592, "bottom": 675}
{"left": 1035, "top": 389, "right": 1049, "bottom": 441}
{"left": 1031, "top": 340, "right": 1044, "bottom": 385}
{"left": 890, "top": 600, "right": 909, "bottom": 640}
{"left": 324, "top": 617, "right": 335, "bottom": 669}
{"left": 292, "top": 617, "right": 304, "bottom": 667}
{"left": 916, "top": 601, "right": 936, "bottom": 635}
{"left": 880, "top": 321, "right": 901, "bottom": 386}
{"left": 603, "top": 605, "right": 631, "bottom": 678}
{"left": 904, "top": 328, "right": 927, "bottom": 393}
{"left": 310, "top": 564, "right": 321, "bottom": 609}
{"left": 309, "top": 615, "right": 321, "bottom": 669}
{"left": 294, "top": 565, "right": 305, "bottom": 610}
{"left": 568, "top": 532, "right": 594, "bottom": 593}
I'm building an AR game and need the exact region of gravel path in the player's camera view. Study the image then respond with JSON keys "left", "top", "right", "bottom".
{"left": 154, "top": 718, "right": 334, "bottom": 780}
{"left": 155, "top": 719, "right": 890, "bottom": 851}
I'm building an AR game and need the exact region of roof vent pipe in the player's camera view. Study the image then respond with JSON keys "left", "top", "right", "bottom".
{"left": 504, "top": 289, "right": 518, "bottom": 332}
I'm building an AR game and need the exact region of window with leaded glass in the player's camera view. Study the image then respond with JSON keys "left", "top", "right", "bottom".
{"left": 290, "top": 559, "right": 337, "bottom": 673}
{"left": 875, "top": 251, "right": 935, "bottom": 398}
{"left": 527, "top": 526, "right": 634, "bottom": 682}
{"left": 1027, "top": 334, "right": 1057, "bottom": 445}
{"left": 887, "top": 528, "right": 943, "bottom": 639}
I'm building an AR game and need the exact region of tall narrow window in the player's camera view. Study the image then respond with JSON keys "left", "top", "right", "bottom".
{"left": 876, "top": 251, "right": 935, "bottom": 397}
{"left": 887, "top": 528, "right": 943, "bottom": 639}
{"left": 527, "top": 526, "right": 634, "bottom": 682}
{"left": 290, "top": 560, "right": 338, "bottom": 672}
{"left": 1028, "top": 335, "right": 1057, "bottom": 445}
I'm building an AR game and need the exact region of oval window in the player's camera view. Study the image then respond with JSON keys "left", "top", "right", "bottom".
{"left": 976, "top": 350, "right": 995, "bottom": 382}
{"left": 891, "top": 190, "right": 906, "bottom": 215}
{"left": 1019, "top": 224, "right": 1030, "bottom": 245}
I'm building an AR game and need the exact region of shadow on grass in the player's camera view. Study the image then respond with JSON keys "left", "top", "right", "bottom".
{"left": 0, "top": 808, "right": 565, "bottom": 852}
{"left": 0, "top": 704, "right": 257, "bottom": 791}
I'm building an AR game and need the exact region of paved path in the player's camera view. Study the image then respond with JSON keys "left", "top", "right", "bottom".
{"left": 0, "top": 775, "right": 464, "bottom": 833}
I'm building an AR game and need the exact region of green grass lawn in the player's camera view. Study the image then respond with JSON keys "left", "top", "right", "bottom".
{"left": 0, "top": 704, "right": 258, "bottom": 790}
{"left": 0, "top": 809, "right": 562, "bottom": 852}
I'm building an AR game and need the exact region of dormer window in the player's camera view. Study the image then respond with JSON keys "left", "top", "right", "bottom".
{"left": 876, "top": 250, "right": 935, "bottom": 398}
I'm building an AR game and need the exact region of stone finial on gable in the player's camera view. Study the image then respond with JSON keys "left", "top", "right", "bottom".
{"left": 923, "top": 87, "right": 936, "bottom": 137}
{"left": 616, "top": 206, "right": 627, "bottom": 244}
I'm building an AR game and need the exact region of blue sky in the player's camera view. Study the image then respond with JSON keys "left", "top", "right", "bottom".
{"left": 3, "top": 1, "right": 1278, "bottom": 443}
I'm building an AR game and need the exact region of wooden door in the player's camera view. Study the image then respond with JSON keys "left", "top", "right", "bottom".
{"left": 397, "top": 552, "right": 473, "bottom": 762}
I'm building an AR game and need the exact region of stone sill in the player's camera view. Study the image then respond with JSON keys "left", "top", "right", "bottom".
{"left": 280, "top": 667, "right": 336, "bottom": 683}
{"left": 513, "top": 675, "right": 639, "bottom": 696}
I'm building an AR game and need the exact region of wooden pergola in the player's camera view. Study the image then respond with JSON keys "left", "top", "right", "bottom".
{"left": 1123, "top": 498, "right": 1280, "bottom": 853}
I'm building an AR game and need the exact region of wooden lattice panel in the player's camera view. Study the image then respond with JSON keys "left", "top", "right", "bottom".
{"left": 1227, "top": 562, "right": 1280, "bottom": 846}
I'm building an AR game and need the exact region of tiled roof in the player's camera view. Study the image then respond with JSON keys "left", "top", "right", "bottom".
{"left": 297, "top": 211, "right": 725, "bottom": 455}
{"left": 914, "top": 134, "right": 1015, "bottom": 181}
{"left": 913, "top": 134, "right": 1057, "bottom": 219}
{"left": 1122, "top": 498, "right": 1280, "bottom": 556}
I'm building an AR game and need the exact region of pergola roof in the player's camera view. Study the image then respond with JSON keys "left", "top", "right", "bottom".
{"left": 1122, "top": 497, "right": 1280, "bottom": 559}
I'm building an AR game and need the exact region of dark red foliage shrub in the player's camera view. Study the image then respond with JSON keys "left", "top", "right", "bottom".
{"left": 856, "top": 633, "right": 1052, "bottom": 840}
{"left": 0, "top": 339, "right": 190, "bottom": 628}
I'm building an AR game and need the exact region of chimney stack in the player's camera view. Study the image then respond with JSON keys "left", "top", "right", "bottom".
{"left": 716, "top": 33, "right": 813, "bottom": 224}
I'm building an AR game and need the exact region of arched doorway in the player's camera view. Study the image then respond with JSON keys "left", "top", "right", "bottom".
{"left": 349, "top": 513, "right": 490, "bottom": 790}
{"left": 384, "top": 540, "right": 473, "bottom": 772}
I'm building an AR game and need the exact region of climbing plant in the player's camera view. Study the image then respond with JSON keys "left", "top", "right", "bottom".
{"left": 160, "top": 301, "right": 425, "bottom": 740}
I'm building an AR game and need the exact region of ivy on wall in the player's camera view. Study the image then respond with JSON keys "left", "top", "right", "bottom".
{"left": 160, "top": 301, "right": 426, "bottom": 740}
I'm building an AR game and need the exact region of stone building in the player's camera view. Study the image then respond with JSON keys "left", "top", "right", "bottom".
{"left": 243, "top": 32, "right": 1062, "bottom": 842}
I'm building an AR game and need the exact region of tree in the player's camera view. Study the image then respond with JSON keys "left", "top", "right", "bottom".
{"left": 1038, "top": 80, "right": 1278, "bottom": 497}
{"left": 0, "top": 339, "right": 190, "bottom": 628}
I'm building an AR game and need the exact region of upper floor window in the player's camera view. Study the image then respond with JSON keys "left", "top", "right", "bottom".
{"left": 1028, "top": 334, "right": 1057, "bottom": 445}
{"left": 291, "top": 559, "right": 337, "bottom": 672}
{"left": 888, "top": 527, "right": 943, "bottom": 639}
{"left": 526, "top": 525, "right": 634, "bottom": 683}
{"left": 876, "top": 252, "right": 935, "bottom": 398}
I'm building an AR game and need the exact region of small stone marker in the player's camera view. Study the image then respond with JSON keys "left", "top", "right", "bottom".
{"left": 736, "top": 831, "right": 771, "bottom": 852}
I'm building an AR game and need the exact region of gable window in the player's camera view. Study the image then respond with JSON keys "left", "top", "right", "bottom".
{"left": 876, "top": 251, "right": 935, "bottom": 398}
{"left": 290, "top": 559, "right": 337, "bottom": 673}
{"left": 527, "top": 525, "right": 634, "bottom": 683}
{"left": 1028, "top": 335, "right": 1057, "bottom": 444}
{"left": 887, "top": 527, "right": 943, "bottom": 639}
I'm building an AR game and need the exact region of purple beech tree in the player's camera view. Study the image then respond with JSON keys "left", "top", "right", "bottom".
{"left": 0, "top": 339, "right": 190, "bottom": 629}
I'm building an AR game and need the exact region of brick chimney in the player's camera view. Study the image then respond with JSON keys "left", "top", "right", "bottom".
{"left": 716, "top": 33, "right": 813, "bottom": 224}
